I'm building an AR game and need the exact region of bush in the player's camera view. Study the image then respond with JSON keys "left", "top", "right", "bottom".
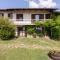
{"left": 27, "top": 26, "right": 35, "bottom": 35}
{"left": 35, "top": 21, "right": 43, "bottom": 27}
{"left": 35, "top": 21, "right": 44, "bottom": 37}
{"left": 52, "top": 26, "right": 60, "bottom": 40}
{"left": 35, "top": 27, "right": 44, "bottom": 37}
{"left": 0, "top": 18, "right": 16, "bottom": 40}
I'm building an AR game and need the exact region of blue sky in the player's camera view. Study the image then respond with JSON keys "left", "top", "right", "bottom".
{"left": 0, "top": 0, "right": 60, "bottom": 9}
{"left": 55, "top": 0, "right": 60, "bottom": 8}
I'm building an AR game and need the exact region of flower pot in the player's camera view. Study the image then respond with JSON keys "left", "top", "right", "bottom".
{"left": 48, "top": 51, "right": 60, "bottom": 60}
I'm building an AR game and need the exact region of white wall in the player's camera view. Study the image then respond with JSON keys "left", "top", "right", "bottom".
{"left": 13, "top": 13, "right": 16, "bottom": 21}
{"left": 1, "top": 10, "right": 50, "bottom": 25}
{"left": 4, "top": 12, "right": 8, "bottom": 18}
{"left": 23, "top": 13, "right": 31, "bottom": 22}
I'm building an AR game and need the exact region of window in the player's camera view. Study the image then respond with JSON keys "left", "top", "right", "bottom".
{"left": 35, "top": 15, "right": 40, "bottom": 19}
{"left": 35, "top": 15, "right": 40, "bottom": 21}
{"left": 0, "top": 13, "right": 4, "bottom": 17}
{"left": 45, "top": 14, "right": 51, "bottom": 19}
{"left": 39, "top": 14, "right": 44, "bottom": 19}
{"left": 16, "top": 14, "right": 23, "bottom": 21}
{"left": 8, "top": 13, "right": 13, "bottom": 19}
{"left": 16, "top": 14, "right": 23, "bottom": 19}
{"left": 31, "top": 14, "right": 44, "bottom": 21}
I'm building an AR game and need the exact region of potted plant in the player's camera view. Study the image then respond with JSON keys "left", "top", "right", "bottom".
{"left": 48, "top": 50, "right": 60, "bottom": 60}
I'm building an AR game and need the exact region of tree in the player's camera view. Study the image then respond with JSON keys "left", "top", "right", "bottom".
{"left": 44, "top": 20, "right": 56, "bottom": 37}
{"left": 35, "top": 21, "right": 44, "bottom": 37}
{"left": 44, "top": 15, "right": 60, "bottom": 40}
{"left": 52, "top": 26, "right": 60, "bottom": 40}
{"left": 0, "top": 17, "right": 16, "bottom": 40}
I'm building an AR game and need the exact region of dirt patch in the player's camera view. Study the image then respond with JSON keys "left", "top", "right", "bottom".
{"left": 0, "top": 44, "right": 60, "bottom": 51}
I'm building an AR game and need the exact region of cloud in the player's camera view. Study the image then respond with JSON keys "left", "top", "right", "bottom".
{"left": 29, "top": 0, "right": 39, "bottom": 8}
{"left": 39, "top": 0, "right": 56, "bottom": 8}
{"left": 25, "top": 0, "right": 57, "bottom": 8}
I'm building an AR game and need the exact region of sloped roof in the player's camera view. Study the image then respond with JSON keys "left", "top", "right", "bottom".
{"left": 0, "top": 8, "right": 57, "bottom": 11}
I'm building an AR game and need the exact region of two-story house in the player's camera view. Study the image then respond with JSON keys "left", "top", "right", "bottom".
{"left": 0, "top": 8, "right": 56, "bottom": 37}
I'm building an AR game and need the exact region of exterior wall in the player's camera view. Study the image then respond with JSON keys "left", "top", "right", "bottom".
{"left": 12, "top": 10, "right": 52, "bottom": 25}
{"left": 12, "top": 12, "right": 32, "bottom": 25}
{"left": 4, "top": 12, "right": 8, "bottom": 18}
{"left": 13, "top": 13, "right": 16, "bottom": 20}
{"left": 0, "top": 10, "right": 52, "bottom": 25}
{"left": 0, "top": 9, "right": 52, "bottom": 27}
{"left": 23, "top": 13, "right": 31, "bottom": 24}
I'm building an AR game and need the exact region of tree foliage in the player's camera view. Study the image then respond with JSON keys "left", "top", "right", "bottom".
{"left": 34, "top": 15, "right": 60, "bottom": 40}
{"left": 26, "top": 26, "right": 35, "bottom": 35}
{"left": 0, "top": 18, "right": 16, "bottom": 40}
{"left": 44, "top": 15, "right": 60, "bottom": 40}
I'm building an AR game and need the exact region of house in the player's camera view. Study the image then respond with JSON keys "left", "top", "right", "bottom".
{"left": 0, "top": 8, "right": 57, "bottom": 37}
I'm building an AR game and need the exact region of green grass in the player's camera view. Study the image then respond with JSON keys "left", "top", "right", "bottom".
{"left": 0, "top": 48, "right": 49, "bottom": 60}
{"left": 0, "top": 37, "right": 60, "bottom": 60}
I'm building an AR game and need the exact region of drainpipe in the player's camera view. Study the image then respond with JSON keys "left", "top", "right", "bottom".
{"left": 15, "top": 27, "right": 18, "bottom": 37}
{"left": 44, "top": 13, "right": 46, "bottom": 36}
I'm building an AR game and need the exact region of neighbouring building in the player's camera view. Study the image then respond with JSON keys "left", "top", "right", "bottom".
{"left": 0, "top": 8, "right": 57, "bottom": 37}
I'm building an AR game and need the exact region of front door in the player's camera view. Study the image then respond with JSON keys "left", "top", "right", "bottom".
{"left": 18, "top": 27, "right": 25, "bottom": 37}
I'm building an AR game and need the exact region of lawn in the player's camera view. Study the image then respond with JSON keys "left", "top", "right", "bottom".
{"left": 0, "top": 37, "right": 60, "bottom": 60}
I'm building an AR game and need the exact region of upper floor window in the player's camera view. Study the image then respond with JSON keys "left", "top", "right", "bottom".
{"left": 0, "top": 13, "right": 4, "bottom": 17}
{"left": 16, "top": 14, "right": 23, "bottom": 21}
{"left": 32, "top": 14, "right": 44, "bottom": 21}
{"left": 35, "top": 15, "right": 39, "bottom": 19}
{"left": 45, "top": 14, "right": 52, "bottom": 19}
{"left": 16, "top": 14, "right": 23, "bottom": 19}
{"left": 8, "top": 13, "right": 13, "bottom": 19}
{"left": 39, "top": 14, "right": 44, "bottom": 19}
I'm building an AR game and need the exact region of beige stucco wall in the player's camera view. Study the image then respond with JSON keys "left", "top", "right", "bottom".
{"left": 0, "top": 10, "right": 52, "bottom": 25}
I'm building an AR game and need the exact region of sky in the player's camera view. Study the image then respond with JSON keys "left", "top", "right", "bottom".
{"left": 0, "top": 0, "right": 60, "bottom": 9}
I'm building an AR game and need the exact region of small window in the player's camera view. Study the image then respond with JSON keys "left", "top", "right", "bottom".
{"left": 35, "top": 15, "right": 40, "bottom": 19}
{"left": 45, "top": 14, "right": 51, "bottom": 19}
{"left": 8, "top": 13, "right": 13, "bottom": 19}
{"left": 16, "top": 14, "right": 23, "bottom": 19}
{"left": 39, "top": 14, "right": 44, "bottom": 19}
{"left": 16, "top": 14, "right": 23, "bottom": 21}
{"left": 35, "top": 15, "right": 40, "bottom": 21}
{"left": 32, "top": 14, "right": 44, "bottom": 20}
{"left": 0, "top": 13, "right": 4, "bottom": 17}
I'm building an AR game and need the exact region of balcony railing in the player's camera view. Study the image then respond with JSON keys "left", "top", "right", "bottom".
{"left": 9, "top": 19, "right": 51, "bottom": 25}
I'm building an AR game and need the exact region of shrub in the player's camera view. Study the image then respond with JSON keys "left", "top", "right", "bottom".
{"left": 27, "top": 26, "right": 35, "bottom": 35}
{"left": 35, "top": 21, "right": 44, "bottom": 37}
{"left": 44, "top": 20, "right": 57, "bottom": 38}
{"left": 0, "top": 18, "right": 16, "bottom": 40}
{"left": 35, "top": 27, "right": 44, "bottom": 37}
{"left": 35, "top": 21, "right": 43, "bottom": 27}
{"left": 52, "top": 26, "right": 60, "bottom": 40}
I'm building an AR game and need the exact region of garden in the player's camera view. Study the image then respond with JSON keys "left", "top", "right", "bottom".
{"left": 0, "top": 14, "right": 60, "bottom": 60}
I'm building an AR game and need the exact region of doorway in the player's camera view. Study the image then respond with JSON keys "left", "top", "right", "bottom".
{"left": 17, "top": 27, "right": 25, "bottom": 37}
